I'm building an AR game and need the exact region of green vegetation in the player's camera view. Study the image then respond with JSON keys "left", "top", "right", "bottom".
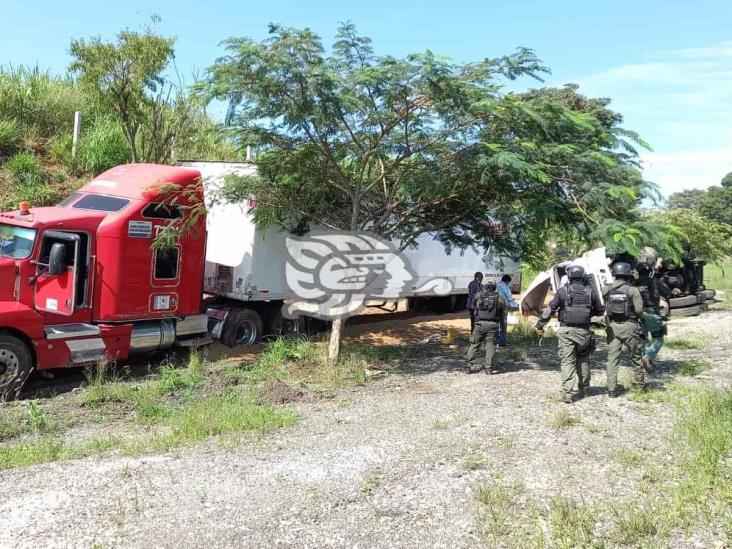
{"left": 665, "top": 334, "right": 709, "bottom": 350}
{"left": 548, "top": 496, "right": 595, "bottom": 549}
{"left": 461, "top": 452, "right": 490, "bottom": 471}
{"left": 550, "top": 409, "right": 581, "bottom": 428}
{"left": 0, "top": 337, "right": 410, "bottom": 471}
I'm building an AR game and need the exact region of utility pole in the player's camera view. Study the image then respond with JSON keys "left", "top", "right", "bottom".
{"left": 71, "top": 111, "right": 82, "bottom": 158}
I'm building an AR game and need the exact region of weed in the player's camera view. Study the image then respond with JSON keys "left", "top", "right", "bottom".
{"left": 550, "top": 409, "right": 581, "bottom": 428}
{"left": 678, "top": 360, "right": 714, "bottom": 376}
{"left": 431, "top": 420, "right": 448, "bottom": 430}
{"left": 5, "top": 150, "right": 40, "bottom": 179}
{"left": 548, "top": 496, "right": 595, "bottom": 549}
{"left": 77, "top": 117, "right": 131, "bottom": 173}
{"left": 152, "top": 391, "right": 296, "bottom": 451}
{"left": 26, "top": 400, "right": 47, "bottom": 432}
{"left": 613, "top": 448, "right": 643, "bottom": 468}
{"left": 359, "top": 472, "right": 381, "bottom": 496}
{"left": 474, "top": 478, "right": 527, "bottom": 544}
{"left": 609, "top": 504, "right": 660, "bottom": 545}
{"left": 665, "top": 335, "right": 709, "bottom": 350}
{"left": 0, "top": 118, "right": 19, "bottom": 153}
{"left": 0, "top": 438, "right": 63, "bottom": 469}
{"left": 461, "top": 452, "right": 490, "bottom": 471}
{"left": 506, "top": 347, "right": 528, "bottom": 362}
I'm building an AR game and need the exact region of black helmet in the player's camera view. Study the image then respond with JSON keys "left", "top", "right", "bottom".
{"left": 636, "top": 262, "right": 651, "bottom": 275}
{"left": 567, "top": 265, "right": 586, "bottom": 280}
{"left": 611, "top": 262, "right": 633, "bottom": 278}
{"left": 484, "top": 280, "right": 497, "bottom": 292}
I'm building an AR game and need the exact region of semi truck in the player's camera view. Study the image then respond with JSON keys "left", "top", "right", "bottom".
{"left": 0, "top": 162, "right": 520, "bottom": 394}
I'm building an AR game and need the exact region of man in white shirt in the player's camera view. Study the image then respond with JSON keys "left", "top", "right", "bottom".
{"left": 496, "top": 274, "right": 520, "bottom": 346}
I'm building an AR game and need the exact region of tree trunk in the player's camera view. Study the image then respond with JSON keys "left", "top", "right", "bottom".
{"left": 328, "top": 317, "right": 346, "bottom": 361}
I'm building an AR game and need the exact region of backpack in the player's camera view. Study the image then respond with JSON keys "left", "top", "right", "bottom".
{"left": 563, "top": 283, "right": 592, "bottom": 327}
{"left": 606, "top": 285, "right": 633, "bottom": 320}
{"left": 476, "top": 291, "right": 499, "bottom": 321}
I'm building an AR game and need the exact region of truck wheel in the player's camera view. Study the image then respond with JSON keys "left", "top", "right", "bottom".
{"left": 0, "top": 334, "right": 33, "bottom": 400}
{"left": 221, "top": 308, "right": 263, "bottom": 347}
{"left": 269, "top": 309, "right": 308, "bottom": 337}
{"left": 669, "top": 295, "right": 698, "bottom": 309}
{"left": 669, "top": 305, "right": 701, "bottom": 317}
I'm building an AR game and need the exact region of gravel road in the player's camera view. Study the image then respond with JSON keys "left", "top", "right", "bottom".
{"left": 1, "top": 307, "right": 730, "bottom": 548}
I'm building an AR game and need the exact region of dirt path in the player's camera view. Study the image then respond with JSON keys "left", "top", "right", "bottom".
{"left": 1, "top": 307, "right": 731, "bottom": 548}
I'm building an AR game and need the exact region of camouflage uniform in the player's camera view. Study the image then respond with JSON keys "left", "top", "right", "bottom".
{"left": 536, "top": 281, "right": 603, "bottom": 400}
{"left": 466, "top": 291, "right": 507, "bottom": 373}
{"left": 604, "top": 279, "right": 646, "bottom": 393}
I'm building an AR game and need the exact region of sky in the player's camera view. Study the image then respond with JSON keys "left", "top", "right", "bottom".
{"left": 2, "top": 0, "right": 731, "bottom": 197}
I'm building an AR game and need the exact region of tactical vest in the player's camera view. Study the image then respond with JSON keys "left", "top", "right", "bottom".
{"left": 562, "top": 283, "right": 592, "bottom": 327}
{"left": 606, "top": 285, "right": 635, "bottom": 321}
{"left": 636, "top": 278, "right": 658, "bottom": 313}
{"left": 476, "top": 291, "right": 499, "bottom": 322}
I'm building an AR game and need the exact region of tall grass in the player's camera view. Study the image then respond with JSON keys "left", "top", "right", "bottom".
{"left": 0, "top": 65, "right": 87, "bottom": 139}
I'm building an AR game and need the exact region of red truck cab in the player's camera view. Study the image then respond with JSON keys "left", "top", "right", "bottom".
{"left": 0, "top": 164, "right": 208, "bottom": 396}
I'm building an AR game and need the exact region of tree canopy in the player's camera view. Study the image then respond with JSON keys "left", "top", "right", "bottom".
{"left": 200, "top": 23, "right": 667, "bottom": 358}
{"left": 204, "top": 24, "right": 660, "bottom": 265}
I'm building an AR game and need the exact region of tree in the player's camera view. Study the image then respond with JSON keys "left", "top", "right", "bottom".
{"left": 650, "top": 209, "right": 732, "bottom": 263}
{"left": 666, "top": 188, "right": 706, "bottom": 211}
{"left": 700, "top": 184, "right": 732, "bottom": 227}
{"left": 203, "top": 24, "right": 658, "bottom": 359}
{"left": 69, "top": 22, "right": 196, "bottom": 164}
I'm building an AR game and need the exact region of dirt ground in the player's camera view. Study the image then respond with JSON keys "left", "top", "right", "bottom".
{"left": 1, "top": 305, "right": 731, "bottom": 548}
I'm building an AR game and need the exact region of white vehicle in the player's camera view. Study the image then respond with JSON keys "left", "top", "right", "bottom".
{"left": 520, "top": 247, "right": 614, "bottom": 317}
{"left": 179, "top": 161, "right": 522, "bottom": 340}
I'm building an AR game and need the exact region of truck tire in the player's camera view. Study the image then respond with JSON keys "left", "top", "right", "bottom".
{"left": 221, "top": 308, "right": 263, "bottom": 347}
{"left": 269, "top": 309, "right": 305, "bottom": 337}
{"left": 668, "top": 295, "right": 698, "bottom": 309}
{"left": 669, "top": 305, "right": 701, "bottom": 317}
{"left": 0, "top": 334, "right": 33, "bottom": 400}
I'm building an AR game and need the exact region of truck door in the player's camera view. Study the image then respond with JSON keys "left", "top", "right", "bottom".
{"left": 34, "top": 231, "right": 81, "bottom": 316}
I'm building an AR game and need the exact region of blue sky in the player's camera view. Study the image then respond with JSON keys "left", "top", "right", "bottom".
{"left": 2, "top": 0, "right": 731, "bottom": 196}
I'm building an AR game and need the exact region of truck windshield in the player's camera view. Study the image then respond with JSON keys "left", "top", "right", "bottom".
{"left": 0, "top": 224, "right": 37, "bottom": 259}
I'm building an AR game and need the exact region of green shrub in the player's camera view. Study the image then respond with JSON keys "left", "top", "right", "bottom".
{"left": 0, "top": 118, "right": 20, "bottom": 154}
{"left": 48, "top": 134, "right": 73, "bottom": 166}
{"left": 5, "top": 151, "right": 40, "bottom": 179}
{"left": 77, "top": 118, "right": 131, "bottom": 174}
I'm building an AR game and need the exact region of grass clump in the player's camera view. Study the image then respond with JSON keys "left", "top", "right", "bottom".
{"left": 0, "top": 118, "right": 20, "bottom": 153}
{"left": 665, "top": 334, "right": 709, "bottom": 350}
{"left": 548, "top": 496, "right": 595, "bottom": 549}
{"left": 474, "top": 478, "right": 527, "bottom": 544}
{"left": 613, "top": 448, "right": 643, "bottom": 468}
{"left": 461, "top": 452, "right": 490, "bottom": 471}
{"left": 678, "top": 360, "right": 714, "bottom": 377}
{"left": 550, "top": 409, "right": 581, "bottom": 428}
{"left": 609, "top": 504, "right": 660, "bottom": 545}
{"left": 152, "top": 392, "right": 296, "bottom": 451}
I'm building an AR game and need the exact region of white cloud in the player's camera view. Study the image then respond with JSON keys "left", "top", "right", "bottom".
{"left": 641, "top": 148, "right": 732, "bottom": 196}
{"left": 571, "top": 42, "right": 732, "bottom": 196}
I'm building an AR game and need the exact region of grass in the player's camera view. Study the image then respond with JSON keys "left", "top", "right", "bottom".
{"left": 474, "top": 478, "right": 532, "bottom": 545}
{"left": 0, "top": 337, "right": 410, "bottom": 471}
{"left": 609, "top": 504, "right": 660, "bottom": 545}
{"left": 678, "top": 360, "right": 714, "bottom": 376}
{"left": 550, "top": 409, "right": 581, "bottom": 428}
{"left": 613, "top": 448, "right": 644, "bottom": 468}
{"left": 665, "top": 334, "right": 709, "bottom": 350}
{"left": 548, "top": 496, "right": 595, "bottom": 549}
{"left": 430, "top": 420, "right": 448, "bottom": 430}
{"left": 461, "top": 452, "right": 490, "bottom": 471}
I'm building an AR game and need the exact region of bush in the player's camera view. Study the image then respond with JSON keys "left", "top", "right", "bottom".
{"left": 48, "top": 134, "right": 73, "bottom": 166}
{"left": 77, "top": 118, "right": 131, "bottom": 174}
{"left": 0, "top": 118, "right": 20, "bottom": 154}
{"left": 6, "top": 151, "right": 41, "bottom": 179}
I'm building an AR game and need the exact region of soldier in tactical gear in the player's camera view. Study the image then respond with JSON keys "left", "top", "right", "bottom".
{"left": 466, "top": 280, "right": 508, "bottom": 374}
{"left": 604, "top": 261, "right": 646, "bottom": 397}
{"left": 534, "top": 265, "right": 604, "bottom": 403}
{"left": 635, "top": 262, "right": 671, "bottom": 371}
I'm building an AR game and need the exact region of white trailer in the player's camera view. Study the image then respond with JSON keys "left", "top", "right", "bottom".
{"left": 179, "top": 161, "right": 522, "bottom": 342}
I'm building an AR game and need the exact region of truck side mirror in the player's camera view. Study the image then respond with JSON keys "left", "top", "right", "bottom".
{"left": 48, "top": 243, "right": 66, "bottom": 276}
